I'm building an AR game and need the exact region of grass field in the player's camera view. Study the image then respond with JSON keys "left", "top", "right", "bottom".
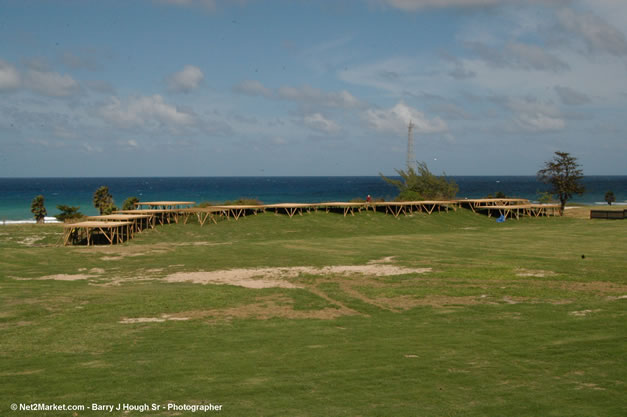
{"left": 1, "top": 208, "right": 626, "bottom": 416}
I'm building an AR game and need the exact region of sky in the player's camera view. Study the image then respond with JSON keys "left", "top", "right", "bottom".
{"left": 0, "top": 0, "right": 626, "bottom": 177}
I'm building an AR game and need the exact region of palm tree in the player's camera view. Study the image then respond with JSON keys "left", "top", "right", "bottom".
{"left": 31, "top": 195, "right": 47, "bottom": 224}
{"left": 93, "top": 186, "right": 115, "bottom": 215}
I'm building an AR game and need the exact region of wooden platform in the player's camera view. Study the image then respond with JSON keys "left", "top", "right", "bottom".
{"left": 180, "top": 207, "right": 223, "bottom": 226}
{"left": 373, "top": 201, "right": 455, "bottom": 218}
{"left": 86, "top": 214, "right": 152, "bottom": 234}
{"left": 265, "top": 203, "right": 316, "bottom": 218}
{"left": 474, "top": 204, "right": 560, "bottom": 219}
{"left": 455, "top": 198, "right": 530, "bottom": 212}
{"left": 63, "top": 221, "right": 132, "bottom": 246}
{"left": 134, "top": 201, "right": 196, "bottom": 210}
{"left": 116, "top": 209, "right": 182, "bottom": 225}
{"left": 210, "top": 205, "right": 265, "bottom": 220}
{"left": 63, "top": 197, "right": 561, "bottom": 245}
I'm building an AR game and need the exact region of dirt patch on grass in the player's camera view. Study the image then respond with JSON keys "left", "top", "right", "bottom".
{"left": 384, "top": 294, "right": 482, "bottom": 309}
{"left": 171, "top": 241, "right": 231, "bottom": 247}
{"left": 202, "top": 301, "right": 350, "bottom": 322}
{"left": 119, "top": 295, "right": 357, "bottom": 324}
{"left": 17, "top": 235, "right": 46, "bottom": 246}
{"left": 569, "top": 309, "right": 601, "bottom": 317}
{"left": 516, "top": 269, "right": 557, "bottom": 278}
{"left": 119, "top": 314, "right": 191, "bottom": 324}
{"left": 13, "top": 274, "right": 94, "bottom": 281}
{"left": 575, "top": 382, "right": 605, "bottom": 391}
{"left": 162, "top": 263, "right": 432, "bottom": 289}
{"left": 541, "top": 280, "right": 627, "bottom": 295}
{"left": 607, "top": 295, "right": 627, "bottom": 301}
{"left": 164, "top": 270, "right": 301, "bottom": 289}
{"left": 0, "top": 369, "right": 44, "bottom": 376}
{"left": 367, "top": 256, "right": 396, "bottom": 264}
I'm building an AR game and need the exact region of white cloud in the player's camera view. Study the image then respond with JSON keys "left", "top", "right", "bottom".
{"left": 365, "top": 102, "right": 448, "bottom": 134}
{"left": 233, "top": 80, "right": 273, "bottom": 97}
{"left": 270, "top": 136, "right": 287, "bottom": 145}
{"left": 466, "top": 41, "right": 569, "bottom": 72}
{"left": 554, "top": 86, "right": 591, "bottom": 106}
{"left": 379, "top": 0, "right": 576, "bottom": 11}
{"left": 303, "top": 113, "right": 341, "bottom": 134}
{"left": 60, "top": 51, "right": 102, "bottom": 71}
{"left": 167, "top": 65, "right": 204, "bottom": 93}
{"left": 25, "top": 69, "right": 80, "bottom": 97}
{"left": 379, "top": 0, "right": 501, "bottom": 10}
{"left": 98, "top": 95, "right": 195, "bottom": 128}
{"left": 277, "top": 85, "right": 364, "bottom": 108}
{"left": 505, "top": 42, "right": 569, "bottom": 72}
{"left": 156, "top": 0, "right": 217, "bottom": 10}
{"left": 233, "top": 80, "right": 364, "bottom": 108}
{"left": 507, "top": 98, "right": 565, "bottom": 132}
{"left": 557, "top": 7, "right": 627, "bottom": 56}
{"left": 0, "top": 60, "right": 21, "bottom": 91}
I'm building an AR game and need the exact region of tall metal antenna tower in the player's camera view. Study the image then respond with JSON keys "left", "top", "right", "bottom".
{"left": 406, "top": 120, "right": 415, "bottom": 170}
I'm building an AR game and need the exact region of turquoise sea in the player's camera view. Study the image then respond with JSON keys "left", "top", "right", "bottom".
{"left": 1, "top": 176, "right": 625, "bottom": 222}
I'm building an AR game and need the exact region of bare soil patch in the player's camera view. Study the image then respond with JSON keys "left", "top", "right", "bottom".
{"left": 162, "top": 263, "right": 432, "bottom": 289}
{"left": 119, "top": 295, "right": 356, "bottom": 324}
{"left": 569, "top": 309, "right": 601, "bottom": 317}
{"left": 17, "top": 235, "right": 46, "bottom": 246}
{"left": 13, "top": 274, "right": 94, "bottom": 281}
{"left": 119, "top": 314, "right": 191, "bottom": 324}
{"left": 516, "top": 269, "right": 557, "bottom": 278}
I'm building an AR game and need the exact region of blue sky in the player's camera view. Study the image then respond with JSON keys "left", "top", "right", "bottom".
{"left": 1, "top": 0, "right": 626, "bottom": 176}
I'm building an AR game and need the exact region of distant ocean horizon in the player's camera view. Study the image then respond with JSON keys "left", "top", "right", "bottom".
{"left": 1, "top": 175, "right": 625, "bottom": 222}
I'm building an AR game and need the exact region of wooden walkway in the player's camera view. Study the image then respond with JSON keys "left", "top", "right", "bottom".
{"left": 62, "top": 198, "right": 560, "bottom": 245}
{"left": 474, "top": 204, "right": 560, "bottom": 219}
{"left": 86, "top": 214, "right": 152, "bottom": 235}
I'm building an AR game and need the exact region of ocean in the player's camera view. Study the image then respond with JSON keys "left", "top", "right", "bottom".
{"left": 1, "top": 176, "right": 625, "bottom": 222}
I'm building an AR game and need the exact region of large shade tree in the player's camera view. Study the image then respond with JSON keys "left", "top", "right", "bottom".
{"left": 537, "top": 151, "right": 584, "bottom": 215}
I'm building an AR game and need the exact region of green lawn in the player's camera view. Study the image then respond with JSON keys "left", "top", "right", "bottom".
{"left": 1, "top": 209, "right": 625, "bottom": 416}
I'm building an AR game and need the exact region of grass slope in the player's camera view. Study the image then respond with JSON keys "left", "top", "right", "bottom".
{"left": 1, "top": 209, "right": 625, "bottom": 416}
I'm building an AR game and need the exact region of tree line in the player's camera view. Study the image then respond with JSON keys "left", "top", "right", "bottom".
{"left": 30, "top": 187, "right": 139, "bottom": 223}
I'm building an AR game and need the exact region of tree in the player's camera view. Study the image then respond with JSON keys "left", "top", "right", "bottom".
{"left": 604, "top": 191, "right": 616, "bottom": 206}
{"left": 122, "top": 196, "right": 140, "bottom": 211}
{"left": 93, "top": 186, "right": 116, "bottom": 215}
{"left": 30, "top": 195, "right": 47, "bottom": 224}
{"left": 537, "top": 151, "right": 584, "bottom": 215}
{"left": 55, "top": 205, "right": 83, "bottom": 222}
{"left": 31, "top": 195, "right": 47, "bottom": 224}
{"left": 381, "top": 161, "right": 458, "bottom": 201}
{"left": 536, "top": 191, "right": 555, "bottom": 204}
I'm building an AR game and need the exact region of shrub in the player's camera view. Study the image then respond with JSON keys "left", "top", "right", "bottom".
{"left": 382, "top": 162, "right": 458, "bottom": 201}
{"left": 223, "top": 198, "right": 263, "bottom": 206}
{"left": 122, "top": 196, "right": 140, "bottom": 211}
{"left": 604, "top": 191, "right": 615, "bottom": 206}
{"left": 55, "top": 205, "right": 83, "bottom": 222}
